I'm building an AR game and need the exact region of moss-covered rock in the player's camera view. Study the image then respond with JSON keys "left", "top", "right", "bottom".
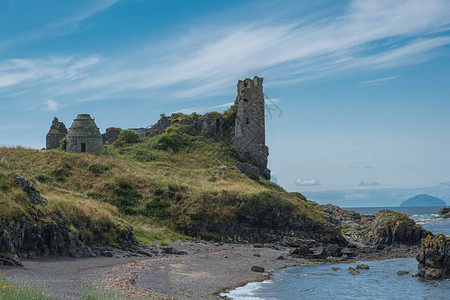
{"left": 416, "top": 234, "right": 450, "bottom": 279}
{"left": 365, "top": 210, "right": 431, "bottom": 245}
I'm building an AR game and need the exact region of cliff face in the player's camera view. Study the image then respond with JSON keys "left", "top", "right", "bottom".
{"left": 0, "top": 170, "right": 138, "bottom": 264}
{"left": 416, "top": 234, "right": 450, "bottom": 279}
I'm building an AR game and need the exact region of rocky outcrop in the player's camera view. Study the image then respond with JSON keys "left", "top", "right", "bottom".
{"left": 146, "top": 116, "right": 172, "bottom": 137}
{"left": 416, "top": 234, "right": 450, "bottom": 279}
{"left": 15, "top": 176, "right": 47, "bottom": 206}
{"left": 46, "top": 117, "right": 67, "bottom": 150}
{"left": 179, "top": 203, "right": 347, "bottom": 246}
{"left": 437, "top": 207, "right": 450, "bottom": 219}
{"left": 0, "top": 176, "right": 148, "bottom": 262}
{"left": 321, "top": 205, "right": 430, "bottom": 247}
{"left": 365, "top": 210, "right": 431, "bottom": 246}
{"left": 235, "top": 162, "right": 270, "bottom": 180}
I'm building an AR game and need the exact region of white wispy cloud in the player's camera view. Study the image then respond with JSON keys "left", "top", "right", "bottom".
{"left": 295, "top": 178, "right": 321, "bottom": 186}
{"left": 45, "top": 100, "right": 59, "bottom": 112}
{"left": 1, "top": 0, "right": 450, "bottom": 108}
{"left": 359, "top": 76, "right": 398, "bottom": 85}
{"left": 57, "top": 0, "right": 120, "bottom": 26}
{"left": 0, "top": 0, "right": 120, "bottom": 53}
{"left": 177, "top": 102, "right": 234, "bottom": 114}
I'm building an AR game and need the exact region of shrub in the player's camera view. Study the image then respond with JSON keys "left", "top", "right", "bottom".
{"left": 222, "top": 104, "right": 237, "bottom": 139}
{"left": 114, "top": 181, "right": 142, "bottom": 214}
{"left": 126, "top": 148, "right": 159, "bottom": 162}
{"left": 145, "top": 197, "right": 171, "bottom": 219}
{"left": 88, "top": 163, "right": 110, "bottom": 175}
{"left": 58, "top": 137, "right": 67, "bottom": 151}
{"left": 238, "top": 191, "right": 295, "bottom": 215}
{"left": 152, "top": 124, "right": 195, "bottom": 153}
{"left": 113, "top": 129, "right": 139, "bottom": 147}
{"left": 51, "top": 163, "right": 72, "bottom": 182}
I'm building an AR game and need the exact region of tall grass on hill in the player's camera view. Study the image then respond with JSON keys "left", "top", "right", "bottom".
{"left": 0, "top": 116, "right": 325, "bottom": 243}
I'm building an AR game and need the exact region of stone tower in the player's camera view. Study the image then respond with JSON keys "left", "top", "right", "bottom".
{"left": 46, "top": 117, "right": 68, "bottom": 150}
{"left": 233, "top": 76, "right": 270, "bottom": 179}
{"left": 66, "top": 114, "right": 104, "bottom": 154}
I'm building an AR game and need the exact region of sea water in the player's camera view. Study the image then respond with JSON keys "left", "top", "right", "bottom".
{"left": 223, "top": 206, "right": 450, "bottom": 300}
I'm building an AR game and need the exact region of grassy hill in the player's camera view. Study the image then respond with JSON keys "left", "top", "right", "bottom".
{"left": 0, "top": 116, "right": 343, "bottom": 252}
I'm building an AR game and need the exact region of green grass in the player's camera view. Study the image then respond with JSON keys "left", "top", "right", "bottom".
{"left": 0, "top": 121, "right": 328, "bottom": 243}
{"left": 0, "top": 276, "right": 136, "bottom": 300}
{"left": 0, "top": 277, "right": 54, "bottom": 300}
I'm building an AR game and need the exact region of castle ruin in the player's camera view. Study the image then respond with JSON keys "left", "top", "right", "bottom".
{"left": 46, "top": 117, "right": 68, "bottom": 150}
{"left": 43, "top": 77, "right": 270, "bottom": 178}
{"left": 233, "top": 76, "right": 270, "bottom": 179}
{"left": 66, "top": 114, "right": 104, "bottom": 154}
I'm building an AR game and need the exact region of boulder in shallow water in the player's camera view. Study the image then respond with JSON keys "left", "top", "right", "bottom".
{"left": 397, "top": 270, "right": 409, "bottom": 275}
{"left": 437, "top": 207, "right": 450, "bottom": 219}
{"left": 416, "top": 234, "right": 450, "bottom": 279}
{"left": 347, "top": 266, "right": 360, "bottom": 274}
{"left": 251, "top": 265, "right": 265, "bottom": 272}
{"left": 356, "top": 264, "right": 370, "bottom": 270}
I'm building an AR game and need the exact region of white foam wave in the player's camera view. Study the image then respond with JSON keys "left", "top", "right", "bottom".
{"left": 221, "top": 280, "right": 275, "bottom": 300}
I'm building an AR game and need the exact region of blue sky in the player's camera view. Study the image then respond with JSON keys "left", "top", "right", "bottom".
{"left": 1, "top": 0, "right": 450, "bottom": 206}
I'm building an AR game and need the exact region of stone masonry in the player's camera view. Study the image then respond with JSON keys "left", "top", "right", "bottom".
{"left": 46, "top": 117, "right": 68, "bottom": 150}
{"left": 233, "top": 76, "right": 270, "bottom": 179}
{"left": 66, "top": 114, "right": 104, "bottom": 154}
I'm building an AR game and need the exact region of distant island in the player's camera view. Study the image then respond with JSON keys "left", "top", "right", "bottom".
{"left": 400, "top": 194, "right": 447, "bottom": 207}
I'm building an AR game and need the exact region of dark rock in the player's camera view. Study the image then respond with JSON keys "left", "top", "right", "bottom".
{"left": 235, "top": 162, "right": 265, "bottom": 179}
{"left": 310, "top": 246, "right": 327, "bottom": 259}
{"left": 376, "top": 244, "right": 386, "bottom": 250}
{"left": 326, "top": 244, "right": 341, "bottom": 256}
{"left": 253, "top": 253, "right": 261, "bottom": 257}
{"left": 277, "top": 255, "right": 285, "bottom": 260}
{"left": 341, "top": 248, "right": 354, "bottom": 258}
{"left": 397, "top": 270, "right": 410, "bottom": 275}
{"left": 15, "top": 177, "right": 47, "bottom": 206}
{"left": 146, "top": 116, "right": 171, "bottom": 137}
{"left": 0, "top": 255, "right": 23, "bottom": 267}
{"left": 102, "top": 251, "right": 114, "bottom": 257}
{"left": 416, "top": 234, "right": 450, "bottom": 279}
{"left": 251, "top": 266, "right": 265, "bottom": 273}
{"left": 356, "top": 264, "right": 369, "bottom": 270}
{"left": 290, "top": 245, "right": 311, "bottom": 257}
{"left": 348, "top": 266, "right": 360, "bottom": 274}
{"left": 340, "top": 254, "right": 348, "bottom": 261}
{"left": 331, "top": 267, "right": 340, "bottom": 271}
{"left": 437, "top": 207, "right": 450, "bottom": 219}
{"left": 438, "top": 207, "right": 450, "bottom": 215}
{"left": 365, "top": 210, "right": 431, "bottom": 246}
{"left": 161, "top": 247, "right": 188, "bottom": 255}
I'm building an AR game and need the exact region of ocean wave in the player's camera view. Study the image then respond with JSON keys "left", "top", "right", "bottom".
{"left": 221, "top": 280, "right": 275, "bottom": 300}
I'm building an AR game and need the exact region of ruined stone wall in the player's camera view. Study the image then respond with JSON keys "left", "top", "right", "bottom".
{"left": 146, "top": 113, "right": 223, "bottom": 139}
{"left": 46, "top": 117, "right": 67, "bottom": 150}
{"left": 66, "top": 137, "right": 104, "bottom": 154}
{"left": 102, "top": 127, "right": 122, "bottom": 145}
{"left": 232, "top": 76, "right": 269, "bottom": 177}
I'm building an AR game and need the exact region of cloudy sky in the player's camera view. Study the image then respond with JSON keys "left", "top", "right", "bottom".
{"left": 1, "top": 0, "right": 449, "bottom": 206}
